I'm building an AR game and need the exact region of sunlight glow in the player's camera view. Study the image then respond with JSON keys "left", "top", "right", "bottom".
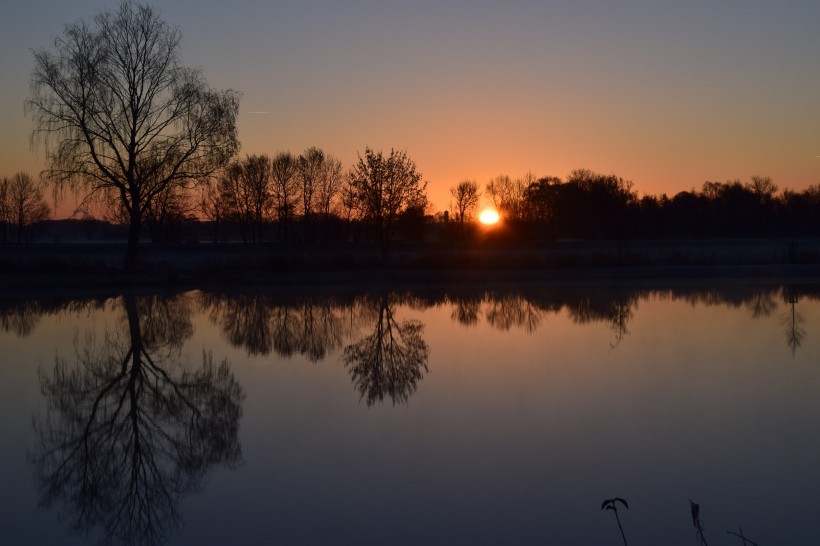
{"left": 479, "top": 209, "right": 500, "bottom": 225}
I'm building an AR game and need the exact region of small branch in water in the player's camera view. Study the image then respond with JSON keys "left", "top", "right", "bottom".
{"left": 726, "top": 527, "right": 760, "bottom": 546}
{"left": 601, "top": 497, "right": 629, "bottom": 546}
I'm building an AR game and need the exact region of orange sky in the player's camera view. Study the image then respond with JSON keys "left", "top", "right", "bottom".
{"left": 2, "top": 1, "right": 819, "bottom": 218}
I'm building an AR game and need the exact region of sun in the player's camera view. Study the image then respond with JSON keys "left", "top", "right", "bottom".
{"left": 478, "top": 209, "right": 500, "bottom": 225}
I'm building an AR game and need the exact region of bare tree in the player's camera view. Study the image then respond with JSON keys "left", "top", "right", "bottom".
{"left": 219, "top": 155, "right": 272, "bottom": 243}
{"left": 270, "top": 151, "right": 298, "bottom": 243}
{"left": 315, "top": 154, "right": 344, "bottom": 241}
{"left": 297, "top": 146, "right": 325, "bottom": 239}
{"left": 143, "top": 182, "right": 194, "bottom": 243}
{"left": 198, "top": 175, "right": 227, "bottom": 243}
{"left": 27, "top": 1, "right": 240, "bottom": 270}
{"left": 747, "top": 175, "right": 778, "bottom": 202}
{"left": 5, "top": 172, "right": 50, "bottom": 243}
{"left": 316, "top": 154, "right": 344, "bottom": 219}
{"left": 485, "top": 174, "right": 528, "bottom": 221}
{"left": 350, "top": 148, "right": 427, "bottom": 256}
{"left": 338, "top": 169, "right": 361, "bottom": 241}
{"left": 449, "top": 179, "right": 481, "bottom": 226}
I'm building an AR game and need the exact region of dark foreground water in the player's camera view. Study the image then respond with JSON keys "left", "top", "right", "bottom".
{"left": 2, "top": 281, "right": 820, "bottom": 545}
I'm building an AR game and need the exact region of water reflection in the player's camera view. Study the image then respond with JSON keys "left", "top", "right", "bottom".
{"left": 198, "top": 293, "right": 350, "bottom": 361}
{"left": 4, "top": 281, "right": 820, "bottom": 544}
{"left": 782, "top": 285, "right": 807, "bottom": 355}
{"left": 484, "top": 293, "right": 542, "bottom": 333}
{"left": 30, "top": 293, "right": 244, "bottom": 545}
{"left": 0, "top": 300, "right": 42, "bottom": 336}
{"left": 343, "top": 294, "right": 430, "bottom": 406}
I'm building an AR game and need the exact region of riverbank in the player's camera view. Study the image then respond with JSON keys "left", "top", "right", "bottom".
{"left": 2, "top": 239, "right": 820, "bottom": 294}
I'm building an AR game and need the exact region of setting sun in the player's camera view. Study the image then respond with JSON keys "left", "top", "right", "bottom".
{"left": 479, "top": 209, "right": 500, "bottom": 225}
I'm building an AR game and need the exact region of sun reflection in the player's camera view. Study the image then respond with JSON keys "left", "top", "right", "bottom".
{"left": 479, "top": 209, "right": 500, "bottom": 225}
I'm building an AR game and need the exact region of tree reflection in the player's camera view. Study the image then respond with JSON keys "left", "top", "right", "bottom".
{"left": 484, "top": 293, "right": 542, "bottom": 332}
{"left": 450, "top": 298, "right": 481, "bottom": 326}
{"left": 567, "top": 294, "right": 634, "bottom": 348}
{"left": 747, "top": 290, "right": 778, "bottom": 319}
{"left": 343, "top": 295, "right": 429, "bottom": 406}
{"left": 781, "top": 287, "right": 806, "bottom": 356}
{"left": 31, "top": 293, "right": 244, "bottom": 546}
{"left": 199, "top": 293, "right": 347, "bottom": 362}
{"left": 0, "top": 300, "right": 42, "bottom": 336}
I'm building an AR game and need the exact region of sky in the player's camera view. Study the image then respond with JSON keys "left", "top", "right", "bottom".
{"left": 1, "top": 0, "right": 819, "bottom": 217}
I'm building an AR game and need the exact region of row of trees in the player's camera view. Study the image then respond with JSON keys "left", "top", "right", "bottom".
{"left": 194, "top": 147, "right": 427, "bottom": 252}
{"left": 449, "top": 170, "right": 820, "bottom": 240}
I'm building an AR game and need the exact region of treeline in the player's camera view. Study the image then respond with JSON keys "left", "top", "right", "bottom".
{"left": 8, "top": 159, "right": 820, "bottom": 246}
{"left": 3, "top": 283, "right": 818, "bottom": 360}
{"left": 145, "top": 165, "right": 820, "bottom": 246}
{"left": 453, "top": 170, "right": 820, "bottom": 241}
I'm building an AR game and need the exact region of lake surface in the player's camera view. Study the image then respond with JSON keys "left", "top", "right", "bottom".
{"left": 2, "top": 281, "right": 820, "bottom": 545}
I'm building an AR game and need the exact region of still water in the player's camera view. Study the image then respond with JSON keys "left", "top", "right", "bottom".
{"left": 1, "top": 282, "right": 820, "bottom": 545}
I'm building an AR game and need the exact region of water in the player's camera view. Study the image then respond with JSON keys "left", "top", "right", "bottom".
{"left": 2, "top": 282, "right": 820, "bottom": 545}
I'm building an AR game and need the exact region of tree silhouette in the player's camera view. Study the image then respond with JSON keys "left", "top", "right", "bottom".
{"left": 343, "top": 295, "right": 429, "bottom": 406}
{"left": 2, "top": 172, "right": 50, "bottom": 244}
{"left": 219, "top": 155, "right": 273, "bottom": 243}
{"left": 297, "top": 146, "right": 326, "bottom": 240}
{"left": 449, "top": 179, "right": 481, "bottom": 229}
{"left": 270, "top": 152, "right": 299, "bottom": 243}
{"left": 350, "top": 148, "right": 427, "bottom": 257}
{"left": 27, "top": 1, "right": 240, "bottom": 270}
{"left": 30, "top": 293, "right": 244, "bottom": 545}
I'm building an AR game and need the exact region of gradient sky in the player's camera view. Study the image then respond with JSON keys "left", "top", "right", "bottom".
{"left": 2, "top": 0, "right": 819, "bottom": 216}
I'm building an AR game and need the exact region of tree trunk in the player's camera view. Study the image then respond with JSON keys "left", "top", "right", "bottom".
{"left": 124, "top": 214, "right": 141, "bottom": 272}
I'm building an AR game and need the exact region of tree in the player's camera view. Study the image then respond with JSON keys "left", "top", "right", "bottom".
{"left": 523, "top": 175, "right": 561, "bottom": 223}
{"left": 350, "top": 148, "right": 427, "bottom": 256}
{"left": 485, "top": 174, "right": 528, "bottom": 221}
{"left": 449, "top": 179, "right": 481, "bottom": 226}
{"left": 747, "top": 175, "right": 778, "bottom": 202}
{"left": 315, "top": 154, "right": 345, "bottom": 241}
{"left": 338, "top": 169, "right": 362, "bottom": 242}
{"left": 219, "top": 155, "right": 272, "bottom": 243}
{"left": 198, "top": 174, "right": 227, "bottom": 243}
{"left": 143, "top": 182, "right": 194, "bottom": 243}
{"left": 316, "top": 155, "right": 344, "bottom": 219}
{"left": 27, "top": 1, "right": 240, "bottom": 270}
{"left": 296, "top": 146, "right": 325, "bottom": 239}
{"left": 5, "top": 172, "right": 50, "bottom": 244}
{"left": 270, "top": 151, "right": 298, "bottom": 243}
